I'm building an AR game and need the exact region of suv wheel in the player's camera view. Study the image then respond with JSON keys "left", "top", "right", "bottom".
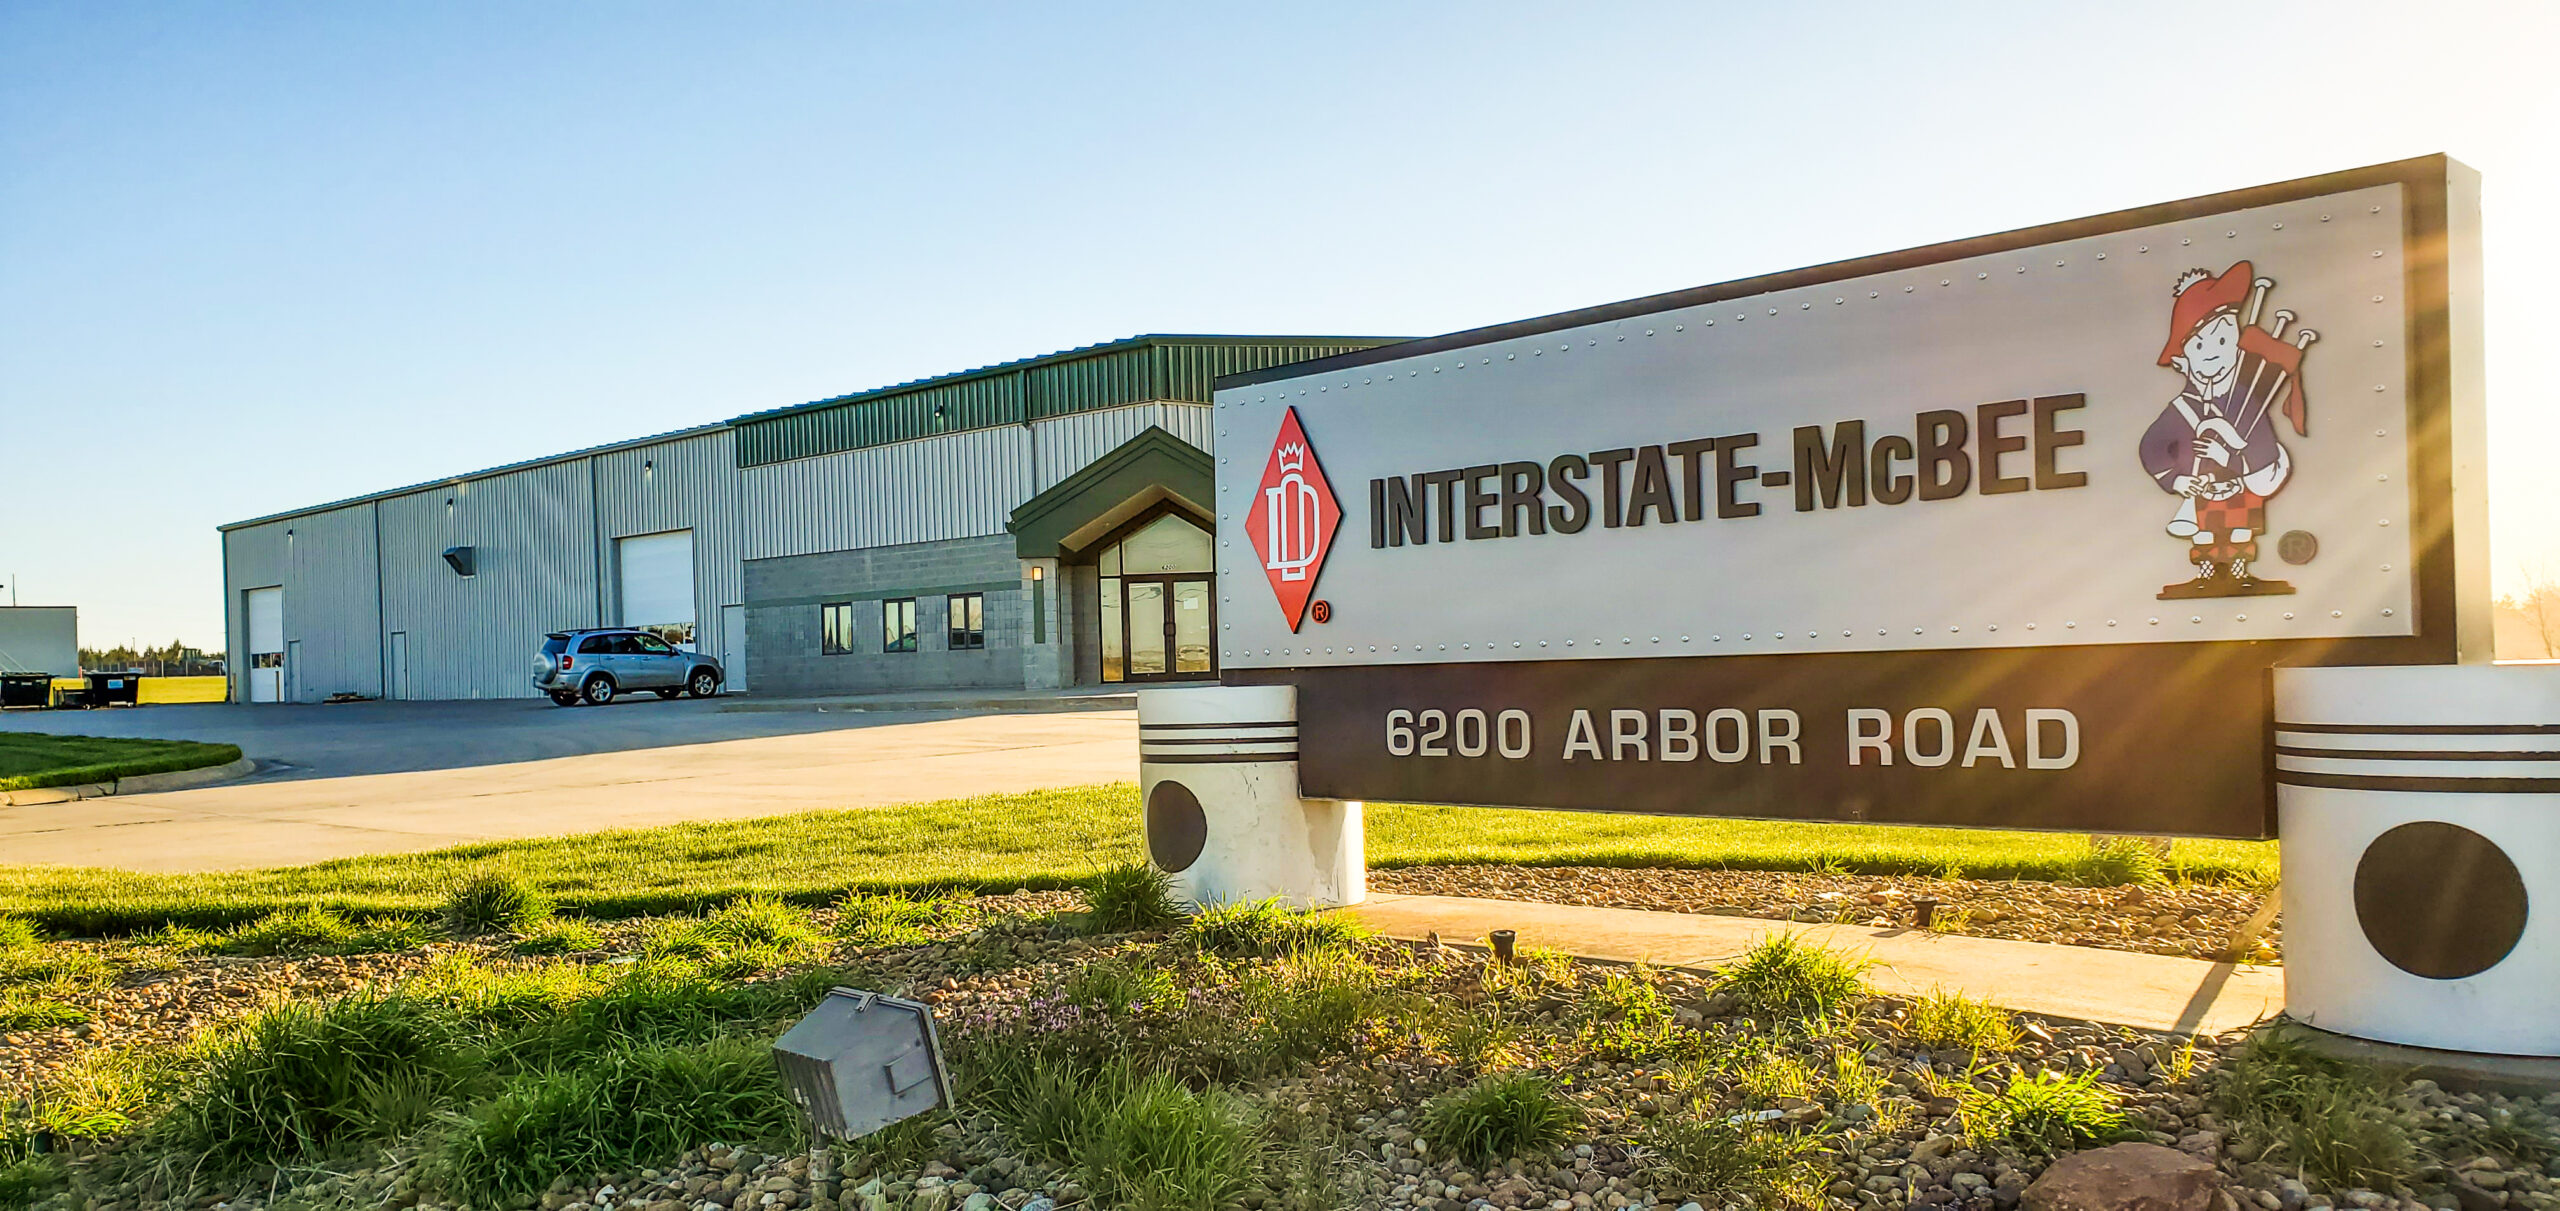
{"left": 688, "top": 669, "right": 720, "bottom": 699}
{"left": 581, "top": 675, "right": 617, "bottom": 707}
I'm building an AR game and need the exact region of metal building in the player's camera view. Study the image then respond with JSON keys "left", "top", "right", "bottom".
{"left": 218, "top": 335, "right": 1399, "bottom": 702}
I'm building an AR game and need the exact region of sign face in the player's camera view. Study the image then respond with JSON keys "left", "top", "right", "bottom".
{"left": 1212, "top": 157, "right": 2485, "bottom": 840}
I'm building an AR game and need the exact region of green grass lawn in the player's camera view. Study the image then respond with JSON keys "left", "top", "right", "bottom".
{"left": 0, "top": 783, "right": 2276, "bottom": 936}
{"left": 0, "top": 733, "right": 242, "bottom": 792}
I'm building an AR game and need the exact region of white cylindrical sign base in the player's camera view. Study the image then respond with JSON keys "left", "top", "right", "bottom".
{"left": 2275, "top": 664, "right": 2558, "bottom": 1056}
{"left": 1137, "top": 684, "right": 1364, "bottom": 910}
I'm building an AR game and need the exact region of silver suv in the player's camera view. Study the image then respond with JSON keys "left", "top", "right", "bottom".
{"left": 533, "top": 629, "right": 724, "bottom": 706}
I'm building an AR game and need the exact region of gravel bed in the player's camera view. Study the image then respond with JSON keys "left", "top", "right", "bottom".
{"left": 1371, "top": 865, "right": 2285, "bottom": 962}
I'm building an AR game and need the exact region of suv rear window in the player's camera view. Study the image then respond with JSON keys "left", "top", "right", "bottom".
{"left": 578, "top": 635, "right": 615, "bottom": 654}
{"left": 541, "top": 637, "right": 570, "bottom": 656}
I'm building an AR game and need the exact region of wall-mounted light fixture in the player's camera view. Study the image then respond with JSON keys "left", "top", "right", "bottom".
{"left": 442, "top": 546, "right": 476, "bottom": 577}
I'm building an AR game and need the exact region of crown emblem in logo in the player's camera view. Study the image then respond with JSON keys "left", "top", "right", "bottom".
{"left": 1244, "top": 408, "right": 1340, "bottom": 631}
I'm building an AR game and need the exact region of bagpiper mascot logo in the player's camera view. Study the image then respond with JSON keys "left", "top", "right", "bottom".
{"left": 2140, "top": 260, "right": 2318, "bottom": 599}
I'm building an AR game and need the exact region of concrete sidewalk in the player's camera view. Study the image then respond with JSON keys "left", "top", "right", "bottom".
{"left": 1344, "top": 892, "right": 2283, "bottom": 1036}
{"left": 717, "top": 687, "right": 1137, "bottom": 714}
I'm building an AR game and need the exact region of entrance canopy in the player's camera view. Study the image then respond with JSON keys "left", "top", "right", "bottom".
{"left": 1006, "top": 426, "right": 1212, "bottom": 561}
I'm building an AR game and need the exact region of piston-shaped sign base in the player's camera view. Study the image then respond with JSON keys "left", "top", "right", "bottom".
{"left": 772, "top": 987, "right": 952, "bottom": 1140}
{"left": 1138, "top": 684, "right": 1365, "bottom": 910}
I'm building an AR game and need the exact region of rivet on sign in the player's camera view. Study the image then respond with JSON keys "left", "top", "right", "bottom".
{"left": 1534, "top": 349, "right": 1543, "bottom": 356}
{"left": 2149, "top": 618, "right": 2160, "bottom": 626}
{"left": 1437, "top": 644, "right": 1446, "bottom": 651}
{"left": 2372, "top": 295, "right": 2385, "bottom": 303}
{"left": 2181, "top": 238, "right": 2191, "bottom": 246}
{"left": 2138, "top": 245, "right": 2149, "bottom": 252}
{"left": 2383, "top": 608, "right": 2396, "bottom": 617}
{"left": 2372, "top": 340, "right": 2383, "bottom": 347}
{"left": 1369, "top": 646, "right": 1377, "bottom": 652}
{"left": 2226, "top": 230, "right": 2236, "bottom": 238}
{"left": 2107, "top": 620, "right": 2118, "bottom": 627}
{"left": 2016, "top": 265, "right": 2026, "bottom": 273}
{"left": 2378, "top": 474, "right": 2389, "bottom": 482}
{"left": 2236, "top": 614, "right": 2247, "bottom": 622}
{"left": 1913, "top": 627, "right": 1924, "bottom": 635}
{"left": 2283, "top": 612, "right": 2295, "bottom": 620}
{"left": 1977, "top": 272, "right": 1989, "bottom": 280}
{"left": 1940, "top": 279, "right": 1950, "bottom": 286}
{"left": 2332, "top": 610, "right": 2344, "bottom": 619}
{"left": 1564, "top": 640, "right": 1573, "bottom": 647}
{"left": 1459, "top": 643, "right": 1468, "bottom": 650}
{"left": 1905, "top": 285, "right": 1915, "bottom": 293}
{"left": 2369, "top": 205, "right": 2382, "bottom": 213}
{"left": 1743, "top": 633, "right": 1753, "bottom": 641}
{"left": 2273, "top": 223, "right": 2284, "bottom": 230}
{"left": 1703, "top": 320, "right": 1713, "bottom": 326}
{"left": 1616, "top": 335, "right": 1625, "bottom": 341}
{"left": 1800, "top": 302, "right": 1811, "bottom": 310}
{"left": 1363, "top": 378, "right": 1372, "bottom": 384}
{"left": 2190, "top": 616, "right": 2202, "bottom": 624}
{"left": 1621, "top": 637, "right": 1632, "bottom": 644}
{"left": 1713, "top": 635, "right": 1722, "bottom": 642}
{"left": 1651, "top": 636, "right": 1661, "bottom": 643}
{"left": 1513, "top": 641, "right": 1521, "bottom": 648}
{"left": 1646, "top": 329, "right": 1655, "bottom": 336}
{"left": 1681, "top": 635, "right": 1691, "bottom": 643}
{"left": 2065, "top": 621, "right": 2077, "bottom": 628}
{"left": 1833, "top": 298, "right": 1843, "bottom": 305}
{"left": 2025, "top": 622, "right": 2036, "bottom": 630}
{"left": 1588, "top": 339, "right": 1597, "bottom": 346}
{"left": 2371, "top": 250, "right": 2384, "bottom": 258}
{"left": 2096, "top": 253, "right": 2106, "bottom": 260}
{"left": 2054, "top": 260, "right": 2065, "bottom": 267}
{"left": 2320, "top": 215, "right": 2331, "bottom": 222}
{"left": 1949, "top": 626, "right": 1960, "bottom": 633}
{"left": 1988, "top": 624, "right": 1999, "bottom": 632}
{"left": 1773, "top": 632, "right": 1785, "bottom": 640}
{"left": 2379, "top": 518, "right": 2391, "bottom": 527}
{"left": 2375, "top": 428, "right": 2387, "bottom": 437}
{"left": 1769, "top": 307, "right": 1779, "bottom": 315}
{"left": 1508, "top": 353, "right": 1516, "bottom": 360}
{"left": 1877, "top": 629, "right": 1887, "bottom": 636}
{"left": 1869, "top": 291, "right": 1879, "bottom": 298}
{"left": 1539, "top": 640, "right": 1549, "bottom": 647}
{"left": 2374, "top": 384, "right": 2386, "bottom": 392}
{"left": 1675, "top": 324, "right": 1686, "bottom": 332}
{"left": 2380, "top": 564, "right": 2392, "bottom": 572}
{"left": 1434, "top": 367, "right": 1442, "bottom": 373}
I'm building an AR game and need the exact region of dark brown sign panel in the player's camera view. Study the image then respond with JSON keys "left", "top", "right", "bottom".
{"left": 1215, "top": 156, "right": 2489, "bottom": 840}
{"left": 1238, "top": 638, "right": 2441, "bottom": 840}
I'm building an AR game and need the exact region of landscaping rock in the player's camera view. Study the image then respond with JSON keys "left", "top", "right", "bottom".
{"left": 2023, "top": 1144, "right": 2222, "bottom": 1211}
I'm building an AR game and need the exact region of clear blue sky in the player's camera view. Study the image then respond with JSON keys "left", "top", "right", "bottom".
{"left": 4, "top": 1, "right": 2554, "bottom": 648}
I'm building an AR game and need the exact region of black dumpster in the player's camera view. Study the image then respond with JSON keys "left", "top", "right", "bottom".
{"left": 1, "top": 673, "right": 51, "bottom": 709}
{"left": 85, "top": 672, "right": 140, "bottom": 708}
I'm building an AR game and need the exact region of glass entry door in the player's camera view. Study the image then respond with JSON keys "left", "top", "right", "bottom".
{"left": 1119, "top": 575, "right": 1213, "bottom": 682}
{"left": 1097, "top": 510, "right": 1218, "bottom": 683}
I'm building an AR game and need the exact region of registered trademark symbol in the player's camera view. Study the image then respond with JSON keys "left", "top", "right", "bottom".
{"left": 2278, "top": 530, "right": 2319, "bottom": 565}
{"left": 1310, "top": 600, "right": 1333, "bottom": 624}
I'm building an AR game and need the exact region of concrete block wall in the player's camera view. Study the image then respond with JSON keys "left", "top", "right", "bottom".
{"left": 742, "top": 534, "right": 1025, "bottom": 696}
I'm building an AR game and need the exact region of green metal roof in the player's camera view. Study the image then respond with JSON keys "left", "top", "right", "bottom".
{"left": 728, "top": 334, "right": 1402, "bottom": 468}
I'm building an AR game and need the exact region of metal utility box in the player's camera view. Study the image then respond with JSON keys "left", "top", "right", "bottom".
{"left": 85, "top": 672, "right": 140, "bottom": 707}
{"left": 771, "top": 987, "right": 951, "bottom": 1140}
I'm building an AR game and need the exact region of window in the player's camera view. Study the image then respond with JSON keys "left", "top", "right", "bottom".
{"left": 636, "top": 635, "right": 675, "bottom": 656}
{"left": 882, "top": 598, "right": 918, "bottom": 653}
{"left": 578, "top": 635, "right": 614, "bottom": 654}
{"left": 821, "top": 602, "right": 855, "bottom": 655}
{"left": 947, "top": 593, "right": 984, "bottom": 650}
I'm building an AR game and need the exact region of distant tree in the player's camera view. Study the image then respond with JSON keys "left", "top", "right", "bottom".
{"left": 2499, "top": 562, "right": 2560, "bottom": 659}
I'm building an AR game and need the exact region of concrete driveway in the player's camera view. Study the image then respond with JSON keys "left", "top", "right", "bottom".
{"left": 0, "top": 698, "right": 1136, "bottom": 873}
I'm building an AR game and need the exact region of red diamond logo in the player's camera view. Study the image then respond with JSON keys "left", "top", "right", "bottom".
{"left": 1244, "top": 407, "right": 1340, "bottom": 632}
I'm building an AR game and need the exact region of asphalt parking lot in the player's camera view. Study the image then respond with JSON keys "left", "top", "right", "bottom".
{"left": 0, "top": 697, "right": 1136, "bottom": 873}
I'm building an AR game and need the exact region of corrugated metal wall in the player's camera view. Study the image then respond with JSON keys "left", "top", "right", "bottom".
{"left": 1029, "top": 403, "right": 1214, "bottom": 491}
{"left": 740, "top": 425, "right": 1032, "bottom": 561}
{"left": 733, "top": 337, "right": 1393, "bottom": 467}
{"left": 221, "top": 506, "right": 384, "bottom": 702}
{"left": 377, "top": 462, "right": 601, "bottom": 701}
{"left": 593, "top": 429, "right": 744, "bottom": 640}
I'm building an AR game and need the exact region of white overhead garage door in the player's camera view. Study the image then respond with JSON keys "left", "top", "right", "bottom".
{"left": 245, "top": 587, "right": 284, "bottom": 703}
{"left": 617, "top": 530, "right": 696, "bottom": 645}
